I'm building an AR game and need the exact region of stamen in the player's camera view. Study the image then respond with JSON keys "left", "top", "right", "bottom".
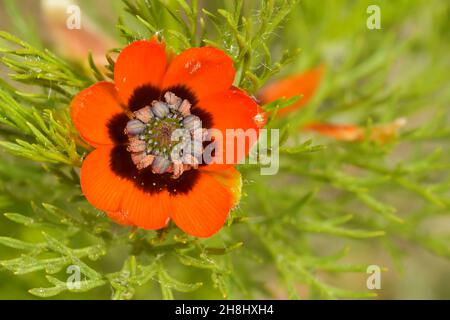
{"left": 134, "top": 106, "right": 153, "bottom": 123}
{"left": 125, "top": 119, "right": 146, "bottom": 136}
{"left": 131, "top": 152, "right": 146, "bottom": 164}
{"left": 178, "top": 99, "right": 191, "bottom": 116}
{"left": 138, "top": 155, "right": 154, "bottom": 170}
{"left": 164, "top": 91, "right": 182, "bottom": 109}
{"left": 172, "top": 160, "right": 184, "bottom": 179}
{"left": 151, "top": 101, "right": 169, "bottom": 118}
{"left": 182, "top": 115, "right": 201, "bottom": 131}
{"left": 125, "top": 91, "right": 206, "bottom": 179}
{"left": 152, "top": 156, "right": 171, "bottom": 174}
{"left": 131, "top": 152, "right": 155, "bottom": 170}
{"left": 127, "top": 137, "right": 146, "bottom": 152}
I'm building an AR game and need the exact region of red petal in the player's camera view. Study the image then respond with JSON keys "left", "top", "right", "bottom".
{"left": 162, "top": 46, "right": 235, "bottom": 100}
{"left": 198, "top": 88, "right": 264, "bottom": 171}
{"left": 114, "top": 39, "right": 167, "bottom": 105}
{"left": 206, "top": 167, "right": 242, "bottom": 208}
{"left": 170, "top": 170, "right": 237, "bottom": 238}
{"left": 119, "top": 188, "right": 171, "bottom": 230}
{"left": 106, "top": 210, "right": 133, "bottom": 226}
{"left": 81, "top": 146, "right": 171, "bottom": 229}
{"left": 80, "top": 146, "right": 130, "bottom": 212}
{"left": 70, "top": 82, "right": 123, "bottom": 147}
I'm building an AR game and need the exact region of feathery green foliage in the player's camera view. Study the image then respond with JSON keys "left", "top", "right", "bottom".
{"left": 0, "top": 0, "right": 449, "bottom": 299}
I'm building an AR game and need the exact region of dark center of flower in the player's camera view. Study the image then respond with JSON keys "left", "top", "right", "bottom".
{"left": 124, "top": 91, "right": 205, "bottom": 179}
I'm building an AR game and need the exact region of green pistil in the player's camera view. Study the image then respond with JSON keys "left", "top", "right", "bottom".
{"left": 141, "top": 112, "right": 184, "bottom": 159}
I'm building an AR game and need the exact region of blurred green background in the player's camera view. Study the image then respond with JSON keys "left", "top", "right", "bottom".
{"left": 0, "top": 0, "right": 449, "bottom": 299}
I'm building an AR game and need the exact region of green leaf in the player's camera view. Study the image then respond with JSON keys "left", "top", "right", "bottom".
{"left": 0, "top": 237, "right": 45, "bottom": 251}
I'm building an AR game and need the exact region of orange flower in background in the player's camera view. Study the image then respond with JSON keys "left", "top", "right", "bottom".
{"left": 305, "top": 119, "right": 406, "bottom": 143}
{"left": 259, "top": 65, "right": 405, "bottom": 142}
{"left": 71, "top": 39, "right": 263, "bottom": 237}
{"left": 41, "top": 0, "right": 117, "bottom": 67}
{"left": 259, "top": 65, "right": 325, "bottom": 115}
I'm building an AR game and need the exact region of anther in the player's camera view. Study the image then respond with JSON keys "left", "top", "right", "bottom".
{"left": 126, "top": 91, "right": 207, "bottom": 178}
{"left": 125, "top": 119, "right": 146, "bottom": 136}
{"left": 127, "top": 137, "right": 146, "bottom": 152}
{"left": 131, "top": 152, "right": 155, "bottom": 170}
{"left": 172, "top": 160, "right": 184, "bottom": 179}
{"left": 151, "top": 101, "right": 169, "bottom": 118}
{"left": 136, "top": 154, "right": 154, "bottom": 170}
{"left": 134, "top": 106, "right": 153, "bottom": 123}
{"left": 164, "top": 91, "right": 182, "bottom": 109}
{"left": 182, "top": 115, "right": 201, "bottom": 131}
{"left": 178, "top": 99, "right": 191, "bottom": 116}
{"left": 151, "top": 156, "right": 171, "bottom": 174}
{"left": 131, "top": 152, "right": 146, "bottom": 164}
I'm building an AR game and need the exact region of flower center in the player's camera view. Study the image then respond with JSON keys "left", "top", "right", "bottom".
{"left": 124, "top": 91, "right": 204, "bottom": 179}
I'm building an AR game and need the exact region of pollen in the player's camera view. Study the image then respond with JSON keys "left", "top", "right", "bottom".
{"left": 124, "top": 91, "right": 204, "bottom": 178}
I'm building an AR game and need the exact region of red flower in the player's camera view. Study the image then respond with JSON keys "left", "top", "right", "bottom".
{"left": 259, "top": 65, "right": 325, "bottom": 115}
{"left": 71, "top": 39, "right": 263, "bottom": 237}
{"left": 259, "top": 66, "right": 404, "bottom": 142}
